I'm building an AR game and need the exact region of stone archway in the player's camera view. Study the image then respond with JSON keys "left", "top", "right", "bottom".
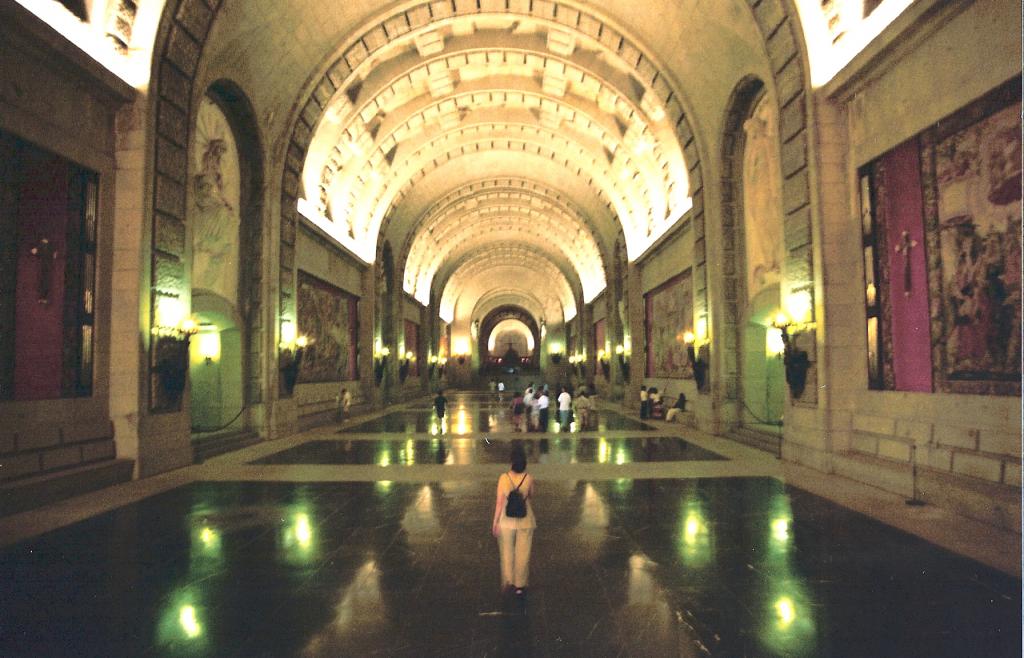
{"left": 477, "top": 305, "right": 541, "bottom": 377}
{"left": 188, "top": 80, "right": 265, "bottom": 436}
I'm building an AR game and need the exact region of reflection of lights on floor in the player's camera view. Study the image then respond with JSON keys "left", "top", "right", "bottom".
{"left": 293, "top": 513, "right": 313, "bottom": 548}
{"left": 684, "top": 514, "right": 702, "bottom": 545}
{"left": 179, "top": 605, "right": 202, "bottom": 638}
{"left": 771, "top": 518, "right": 790, "bottom": 542}
{"left": 402, "top": 439, "right": 415, "bottom": 464}
{"left": 199, "top": 526, "right": 217, "bottom": 547}
{"left": 375, "top": 480, "right": 393, "bottom": 493}
{"left": 615, "top": 448, "right": 627, "bottom": 465}
{"left": 775, "top": 596, "right": 796, "bottom": 628}
{"left": 598, "top": 438, "right": 609, "bottom": 464}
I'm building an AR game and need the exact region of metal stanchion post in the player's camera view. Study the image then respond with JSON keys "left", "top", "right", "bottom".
{"left": 906, "top": 444, "right": 925, "bottom": 506}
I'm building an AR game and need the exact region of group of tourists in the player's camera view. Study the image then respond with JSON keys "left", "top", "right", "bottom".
{"left": 639, "top": 385, "right": 687, "bottom": 422}
{"left": 507, "top": 383, "right": 596, "bottom": 432}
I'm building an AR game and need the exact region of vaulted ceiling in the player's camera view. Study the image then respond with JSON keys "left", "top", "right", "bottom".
{"left": 287, "top": 7, "right": 709, "bottom": 325}
{"left": 24, "top": 0, "right": 911, "bottom": 329}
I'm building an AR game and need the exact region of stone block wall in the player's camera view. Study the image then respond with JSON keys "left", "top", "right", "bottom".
{"left": 1, "top": 418, "right": 116, "bottom": 483}
{"left": 848, "top": 415, "right": 1020, "bottom": 489}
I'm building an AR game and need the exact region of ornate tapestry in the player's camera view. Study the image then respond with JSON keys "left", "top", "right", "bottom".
{"left": 297, "top": 271, "right": 358, "bottom": 383}
{"left": 644, "top": 270, "right": 693, "bottom": 379}
{"left": 923, "top": 80, "right": 1021, "bottom": 395}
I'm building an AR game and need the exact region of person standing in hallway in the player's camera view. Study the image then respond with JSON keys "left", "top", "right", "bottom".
{"left": 557, "top": 386, "right": 572, "bottom": 431}
{"left": 574, "top": 390, "right": 593, "bottom": 430}
{"left": 639, "top": 386, "right": 649, "bottom": 419}
{"left": 336, "top": 387, "right": 352, "bottom": 422}
{"left": 510, "top": 391, "right": 525, "bottom": 432}
{"left": 523, "top": 387, "right": 535, "bottom": 431}
{"left": 434, "top": 389, "right": 448, "bottom": 423}
{"left": 536, "top": 389, "right": 550, "bottom": 432}
{"left": 491, "top": 445, "right": 536, "bottom": 597}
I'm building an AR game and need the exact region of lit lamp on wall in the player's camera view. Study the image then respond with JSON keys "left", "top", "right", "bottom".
{"left": 152, "top": 295, "right": 199, "bottom": 406}
{"left": 683, "top": 331, "right": 710, "bottom": 393}
{"left": 428, "top": 353, "right": 438, "bottom": 378}
{"left": 597, "top": 347, "right": 611, "bottom": 378}
{"left": 576, "top": 350, "right": 588, "bottom": 377}
{"left": 615, "top": 343, "right": 631, "bottom": 379}
{"left": 549, "top": 342, "right": 564, "bottom": 364}
{"left": 279, "top": 321, "right": 311, "bottom": 396}
{"left": 373, "top": 341, "right": 391, "bottom": 386}
{"left": 452, "top": 337, "right": 470, "bottom": 365}
{"left": 771, "top": 310, "right": 814, "bottom": 400}
{"left": 197, "top": 324, "right": 221, "bottom": 364}
{"left": 399, "top": 350, "right": 415, "bottom": 382}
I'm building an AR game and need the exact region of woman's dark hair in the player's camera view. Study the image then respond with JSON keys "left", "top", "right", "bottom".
{"left": 510, "top": 445, "right": 527, "bottom": 473}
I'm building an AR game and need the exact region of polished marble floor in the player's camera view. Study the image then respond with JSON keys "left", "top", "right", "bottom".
{"left": 1, "top": 392, "right": 1019, "bottom": 657}
{"left": 1, "top": 478, "right": 1018, "bottom": 657}
{"left": 338, "top": 404, "right": 654, "bottom": 434}
{"left": 252, "top": 437, "right": 725, "bottom": 466}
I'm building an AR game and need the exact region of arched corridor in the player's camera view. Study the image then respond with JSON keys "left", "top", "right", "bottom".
{"left": 0, "top": 0, "right": 1021, "bottom": 655}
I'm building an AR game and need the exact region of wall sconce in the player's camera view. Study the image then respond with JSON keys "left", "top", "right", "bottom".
{"left": 399, "top": 350, "right": 415, "bottom": 382}
{"left": 197, "top": 325, "right": 220, "bottom": 364}
{"left": 683, "top": 331, "right": 710, "bottom": 393}
{"left": 549, "top": 342, "right": 564, "bottom": 364}
{"left": 597, "top": 348, "right": 610, "bottom": 378}
{"left": 568, "top": 351, "right": 587, "bottom": 377}
{"left": 280, "top": 333, "right": 310, "bottom": 395}
{"left": 771, "top": 311, "right": 814, "bottom": 399}
{"left": 373, "top": 344, "right": 391, "bottom": 385}
{"left": 152, "top": 297, "right": 198, "bottom": 405}
{"left": 615, "top": 343, "right": 630, "bottom": 379}
{"left": 428, "top": 353, "right": 438, "bottom": 378}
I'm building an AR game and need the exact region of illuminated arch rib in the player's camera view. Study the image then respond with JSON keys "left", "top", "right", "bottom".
{"left": 403, "top": 185, "right": 605, "bottom": 305}
{"left": 440, "top": 251, "right": 575, "bottom": 325}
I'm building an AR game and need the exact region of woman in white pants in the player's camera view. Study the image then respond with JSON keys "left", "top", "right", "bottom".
{"left": 491, "top": 445, "right": 536, "bottom": 597}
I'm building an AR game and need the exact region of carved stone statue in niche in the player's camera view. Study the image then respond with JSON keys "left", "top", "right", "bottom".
{"left": 742, "top": 95, "right": 784, "bottom": 301}
{"left": 192, "top": 98, "right": 241, "bottom": 304}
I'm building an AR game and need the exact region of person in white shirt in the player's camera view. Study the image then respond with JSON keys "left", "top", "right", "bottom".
{"left": 536, "top": 390, "right": 550, "bottom": 432}
{"left": 556, "top": 386, "right": 572, "bottom": 431}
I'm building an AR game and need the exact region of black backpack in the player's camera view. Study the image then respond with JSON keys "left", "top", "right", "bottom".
{"left": 505, "top": 473, "right": 528, "bottom": 518}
